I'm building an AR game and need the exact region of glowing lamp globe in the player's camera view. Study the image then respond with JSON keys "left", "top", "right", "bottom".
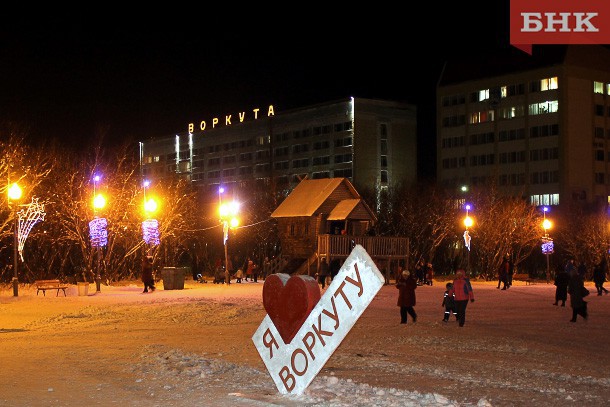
{"left": 220, "top": 201, "right": 240, "bottom": 219}
{"left": 464, "top": 216, "right": 473, "bottom": 228}
{"left": 144, "top": 198, "right": 158, "bottom": 214}
{"left": 229, "top": 217, "right": 239, "bottom": 228}
{"left": 93, "top": 194, "right": 106, "bottom": 209}
{"left": 542, "top": 219, "right": 552, "bottom": 231}
{"left": 8, "top": 183, "right": 22, "bottom": 200}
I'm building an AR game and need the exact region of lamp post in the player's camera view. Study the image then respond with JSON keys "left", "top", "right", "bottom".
{"left": 218, "top": 187, "right": 239, "bottom": 286}
{"left": 542, "top": 206, "right": 553, "bottom": 284}
{"left": 142, "top": 180, "right": 159, "bottom": 251}
{"left": 8, "top": 182, "right": 23, "bottom": 297}
{"left": 93, "top": 175, "right": 106, "bottom": 293}
{"left": 463, "top": 204, "right": 474, "bottom": 273}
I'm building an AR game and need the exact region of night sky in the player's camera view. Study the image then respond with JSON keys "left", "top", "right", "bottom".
{"left": 0, "top": 5, "right": 511, "bottom": 179}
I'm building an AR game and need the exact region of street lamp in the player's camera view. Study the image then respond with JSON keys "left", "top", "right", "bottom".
{"left": 218, "top": 187, "right": 239, "bottom": 285}
{"left": 8, "top": 182, "right": 23, "bottom": 296}
{"left": 463, "top": 204, "right": 474, "bottom": 272}
{"left": 541, "top": 206, "right": 554, "bottom": 283}
{"left": 142, "top": 180, "right": 160, "bottom": 250}
{"left": 92, "top": 175, "right": 106, "bottom": 293}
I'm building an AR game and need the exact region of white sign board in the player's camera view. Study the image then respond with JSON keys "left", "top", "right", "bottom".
{"left": 252, "top": 244, "right": 384, "bottom": 395}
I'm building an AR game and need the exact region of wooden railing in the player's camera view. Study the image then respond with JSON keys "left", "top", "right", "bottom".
{"left": 264, "top": 256, "right": 289, "bottom": 276}
{"left": 268, "top": 235, "right": 409, "bottom": 277}
{"left": 317, "top": 234, "right": 409, "bottom": 261}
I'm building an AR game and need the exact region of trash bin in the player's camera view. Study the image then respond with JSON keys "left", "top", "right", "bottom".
{"left": 77, "top": 282, "right": 89, "bottom": 296}
{"left": 162, "top": 267, "right": 185, "bottom": 290}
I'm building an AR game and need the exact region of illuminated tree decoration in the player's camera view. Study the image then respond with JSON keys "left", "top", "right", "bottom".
{"left": 17, "top": 197, "right": 46, "bottom": 261}
{"left": 541, "top": 237, "right": 554, "bottom": 254}
{"left": 142, "top": 219, "right": 160, "bottom": 246}
{"left": 463, "top": 230, "right": 471, "bottom": 251}
{"left": 89, "top": 217, "right": 108, "bottom": 248}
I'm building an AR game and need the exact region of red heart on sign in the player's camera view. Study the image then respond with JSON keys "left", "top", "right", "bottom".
{"left": 263, "top": 273, "right": 321, "bottom": 344}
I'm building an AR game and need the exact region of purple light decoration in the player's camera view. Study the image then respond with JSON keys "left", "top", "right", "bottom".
{"left": 543, "top": 206, "right": 549, "bottom": 213}
{"left": 93, "top": 174, "right": 101, "bottom": 183}
{"left": 465, "top": 204, "right": 471, "bottom": 211}
{"left": 219, "top": 186, "right": 225, "bottom": 194}
{"left": 143, "top": 180, "right": 150, "bottom": 188}
{"left": 89, "top": 218, "right": 108, "bottom": 247}
{"left": 142, "top": 219, "right": 160, "bottom": 246}
{"left": 541, "top": 239, "right": 554, "bottom": 254}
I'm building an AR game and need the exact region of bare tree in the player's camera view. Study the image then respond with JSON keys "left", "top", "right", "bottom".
{"left": 555, "top": 203, "right": 608, "bottom": 272}
{"left": 468, "top": 184, "right": 541, "bottom": 280}
{"left": 0, "top": 131, "right": 55, "bottom": 283}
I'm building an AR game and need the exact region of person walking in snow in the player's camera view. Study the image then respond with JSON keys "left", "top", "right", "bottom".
{"left": 553, "top": 268, "right": 570, "bottom": 306}
{"left": 396, "top": 269, "right": 417, "bottom": 324}
{"left": 593, "top": 260, "right": 609, "bottom": 295}
{"left": 497, "top": 256, "right": 509, "bottom": 290}
{"left": 568, "top": 267, "right": 588, "bottom": 322}
{"left": 448, "top": 269, "right": 474, "bottom": 327}
{"left": 442, "top": 282, "right": 457, "bottom": 322}
{"left": 141, "top": 256, "right": 156, "bottom": 293}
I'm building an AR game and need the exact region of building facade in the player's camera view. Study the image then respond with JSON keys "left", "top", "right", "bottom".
{"left": 140, "top": 97, "right": 417, "bottom": 200}
{"left": 437, "top": 45, "right": 610, "bottom": 207}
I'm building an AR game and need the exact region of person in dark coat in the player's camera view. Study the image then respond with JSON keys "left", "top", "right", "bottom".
{"left": 497, "top": 257, "right": 509, "bottom": 289}
{"left": 553, "top": 269, "right": 570, "bottom": 306}
{"left": 507, "top": 256, "right": 515, "bottom": 288}
{"left": 396, "top": 269, "right": 417, "bottom": 324}
{"left": 577, "top": 261, "right": 588, "bottom": 281}
{"left": 141, "top": 256, "right": 155, "bottom": 293}
{"left": 442, "top": 282, "right": 458, "bottom": 322}
{"left": 567, "top": 268, "right": 588, "bottom": 322}
{"left": 318, "top": 257, "right": 330, "bottom": 289}
{"left": 329, "top": 259, "right": 341, "bottom": 281}
{"left": 593, "top": 261, "right": 609, "bottom": 295}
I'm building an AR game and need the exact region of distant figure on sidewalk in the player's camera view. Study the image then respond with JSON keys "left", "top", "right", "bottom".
{"left": 318, "top": 258, "right": 330, "bottom": 289}
{"left": 424, "top": 263, "right": 434, "bottom": 286}
{"left": 497, "top": 256, "right": 509, "bottom": 290}
{"left": 234, "top": 268, "right": 243, "bottom": 283}
{"left": 567, "top": 268, "right": 588, "bottom": 322}
{"left": 507, "top": 256, "right": 515, "bottom": 287}
{"left": 593, "top": 260, "right": 609, "bottom": 296}
{"left": 396, "top": 269, "right": 417, "bottom": 324}
{"left": 329, "top": 259, "right": 341, "bottom": 281}
{"left": 553, "top": 268, "right": 570, "bottom": 306}
{"left": 141, "top": 256, "right": 156, "bottom": 293}
{"left": 577, "top": 261, "right": 587, "bottom": 281}
{"left": 442, "top": 282, "right": 457, "bottom": 322}
{"left": 449, "top": 269, "right": 475, "bottom": 327}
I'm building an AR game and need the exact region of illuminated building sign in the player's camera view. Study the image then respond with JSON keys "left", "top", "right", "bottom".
{"left": 89, "top": 218, "right": 108, "bottom": 248}
{"left": 142, "top": 219, "right": 160, "bottom": 246}
{"left": 188, "top": 105, "right": 275, "bottom": 134}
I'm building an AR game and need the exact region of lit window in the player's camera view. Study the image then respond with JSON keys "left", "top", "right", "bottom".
{"left": 479, "top": 89, "right": 490, "bottom": 101}
{"left": 529, "top": 100, "right": 558, "bottom": 115}
{"left": 594, "top": 81, "right": 604, "bottom": 94}
{"left": 541, "top": 77, "right": 558, "bottom": 91}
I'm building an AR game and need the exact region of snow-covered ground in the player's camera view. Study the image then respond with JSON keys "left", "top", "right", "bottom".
{"left": 1, "top": 277, "right": 609, "bottom": 406}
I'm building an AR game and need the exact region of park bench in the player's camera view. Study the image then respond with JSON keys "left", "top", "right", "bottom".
{"left": 513, "top": 273, "right": 533, "bottom": 285}
{"left": 35, "top": 279, "right": 69, "bottom": 297}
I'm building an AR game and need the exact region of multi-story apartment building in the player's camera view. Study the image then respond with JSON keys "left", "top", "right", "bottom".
{"left": 140, "top": 97, "right": 417, "bottom": 201}
{"left": 437, "top": 45, "right": 610, "bottom": 207}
